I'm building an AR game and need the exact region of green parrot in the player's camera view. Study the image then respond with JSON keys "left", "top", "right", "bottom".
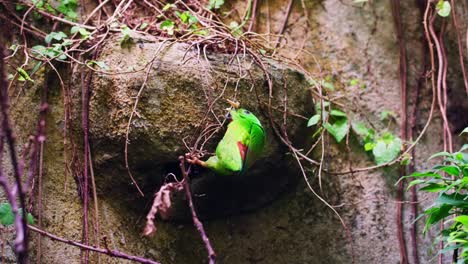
{"left": 187, "top": 100, "right": 266, "bottom": 175}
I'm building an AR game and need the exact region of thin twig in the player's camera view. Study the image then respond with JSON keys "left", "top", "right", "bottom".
{"left": 28, "top": 225, "right": 161, "bottom": 264}
{"left": 179, "top": 157, "right": 216, "bottom": 264}
{"left": 274, "top": 0, "right": 294, "bottom": 49}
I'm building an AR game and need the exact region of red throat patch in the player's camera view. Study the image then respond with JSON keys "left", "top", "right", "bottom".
{"left": 237, "top": 141, "right": 248, "bottom": 162}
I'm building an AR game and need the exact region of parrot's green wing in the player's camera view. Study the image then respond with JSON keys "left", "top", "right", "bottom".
{"left": 214, "top": 121, "right": 249, "bottom": 174}
{"left": 240, "top": 123, "right": 265, "bottom": 174}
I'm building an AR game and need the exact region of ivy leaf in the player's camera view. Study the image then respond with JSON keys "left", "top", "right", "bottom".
{"left": 176, "top": 11, "right": 198, "bottom": 25}
{"left": 87, "top": 60, "right": 109, "bottom": 71}
{"left": 45, "top": 31, "right": 67, "bottom": 44}
{"left": 380, "top": 110, "right": 396, "bottom": 121}
{"left": 436, "top": 1, "right": 451, "bottom": 17}
{"left": 139, "top": 22, "right": 148, "bottom": 30}
{"left": 364, "top": 142, "right": 375, "bottom": 151}
{"left": 71, "top": 26, "right": 91, "bottom": 38}
{"left": 0, "top": 203, "right": 14, "bottom": 226}
{"left": 120, "top": 26, "right": 134, "bottom": 48}
{"left": 160, "top": 20, "right": 175, "bottom": 35}
{"left": 57, "top": 0, "right": 78, "bottom": 20}
{"left": 208, "top": 0, "right": 224, "bottom": 10}
{"left": 307, "top": 114, "right": 320, "bottom": 127}
{"left": 162, "top": 4, "right": 175, "bottom": 11}
{"left": 323, "top": 117, "right": 349, "bottom": 143}
{"left": 372, "top": 134, "right": 402, "bottom": 164}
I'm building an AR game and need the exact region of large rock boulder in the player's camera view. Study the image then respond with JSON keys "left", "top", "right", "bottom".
{"left": 89, "top": 35, "right": 313, "bottom": 219}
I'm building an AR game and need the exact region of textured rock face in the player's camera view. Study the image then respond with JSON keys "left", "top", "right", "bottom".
{"left": 89, "top": 38, "right": 313, "bottom": 219}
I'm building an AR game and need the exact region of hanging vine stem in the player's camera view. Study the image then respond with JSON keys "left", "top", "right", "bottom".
{"left": 391, "top": 0, "right": 409, "bottom": 263}
{"left": 124, "top": 40, "right": 171, "bottom": 197}
{"left": 449, "top": 0, "right": 468, "bottom": 96}
{"left": 0, "top": 35, "right": 28, "bottom": 264}
{"left": 80, "top": 68, "right": 92, "bottom": 264}
{"left": 422, "top": 1, "right": 455, "bottom": 262}
{"left": 407, "top": 1, "right": 429, "bottom": 263}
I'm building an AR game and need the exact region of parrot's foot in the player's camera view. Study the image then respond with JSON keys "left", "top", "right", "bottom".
{"left": 185, "top": 154, "right": 207, "bottom": 167}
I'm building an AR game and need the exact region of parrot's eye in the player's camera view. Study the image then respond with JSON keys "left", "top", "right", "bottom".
{"left": 226, "top": 112, "right": 232, "bottom": 119}
{"left": 243, "top": 110, "right": 250, "bottom": 115}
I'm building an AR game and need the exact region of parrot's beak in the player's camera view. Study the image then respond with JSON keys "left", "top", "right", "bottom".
{"left": 227, "top": 99, "right": 240, "bottom": 109}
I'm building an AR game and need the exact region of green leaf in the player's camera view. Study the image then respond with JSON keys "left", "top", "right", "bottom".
{"left": 162, "top": 3, "right": 175, "bottom": 11}
{"left": 307, "top": 114, "right": 320, "bottom": 127}
{"left": 459, "top": 144, "right": 468, "bottom": 152}
{"left": 407, "top": 179, "right": 425, "bottom": 189}
{"left": 351, "top": 121, "right": 368, "bottom": 136}
{"left": 424, "top": 204, "right": 452, "bottom": 233}
{"left": 372, "top": 135, "right": 402, "bottom": 164}
{"left": 314, "top": 101, "right": 330, "bottom": 113}
{"left": 408, "top": 171, "right": 442, "bottom": 179}
{"left": 176, "top": 11, "right": 197, "bottom": 24}
{"left": 400, "top": 153, "right": 412, "bottom": 165}
{"left": 160, "top": 20, "right": 175, "bottom": 35}
{"left": 45, "top": 31, "right": 67, "bottom": 44}
{"left": 349, "top": 78, "right": 359, "bottom": 86}
{"left": 0, "top": 203, "right": 14, "bottom": 226}
{"left": 429, "top": 151, "right": 452, "bottom": 160}
{"left": 454, "top": 215, "right": 468, "bottom": 227}
{"left": 229, "top": 21, "right": 242, "bottom": 37}
{"left": 351, "top": 121, "right": 374, "bottom": 140}
{"left": 330, "top": 109, "right": 347, "bottom": 117}
{"left": 364, "top": 142, "right": 375, "bottom": 151}
{"left": 380, "top": 110, "right": 396, "bottom": 121}
{"left": 436, "top": 1, "right": 451, "bottom": 17}
{"left": 140, "top": 22, "right": 148, "bottom": 30}
{"left": 87, "top": 60, "right": 109, "bottom": 71}
{"left": 322, "top": 81, "right": 335, "bottom": 91}
{"left": 120, "top": 26, "right": 134, "bottom": 48}
{"left": 460, "top": 127, "right": 468, "bottom": 136}
{"left": 57, "top": 0, "right": 78, "bottom": 20}
{"left": 438, "top": 165, "right": 460, "bottom": 176}
{"left": 323, "top": 118, "right": 349, "bottom": 143}
{"left": 208, "top": 0, "right": 224, "bottom": 10}
{"left": 26, "top": 213, "right": 34, "bottom": 225}
{"left": 16, "top": 68, "right": 34, "bottom": 83}
{"left": 16, "top": 3, "right": 26, "bottom": 11}
{"left": 193, "top": 29, "right": 209, "bottom": 36}
{"left": 436, "top": 193, "right": 468, "bottom": 207}
{"left": 419, "top": 183, "right": 447, "bottom": 192}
